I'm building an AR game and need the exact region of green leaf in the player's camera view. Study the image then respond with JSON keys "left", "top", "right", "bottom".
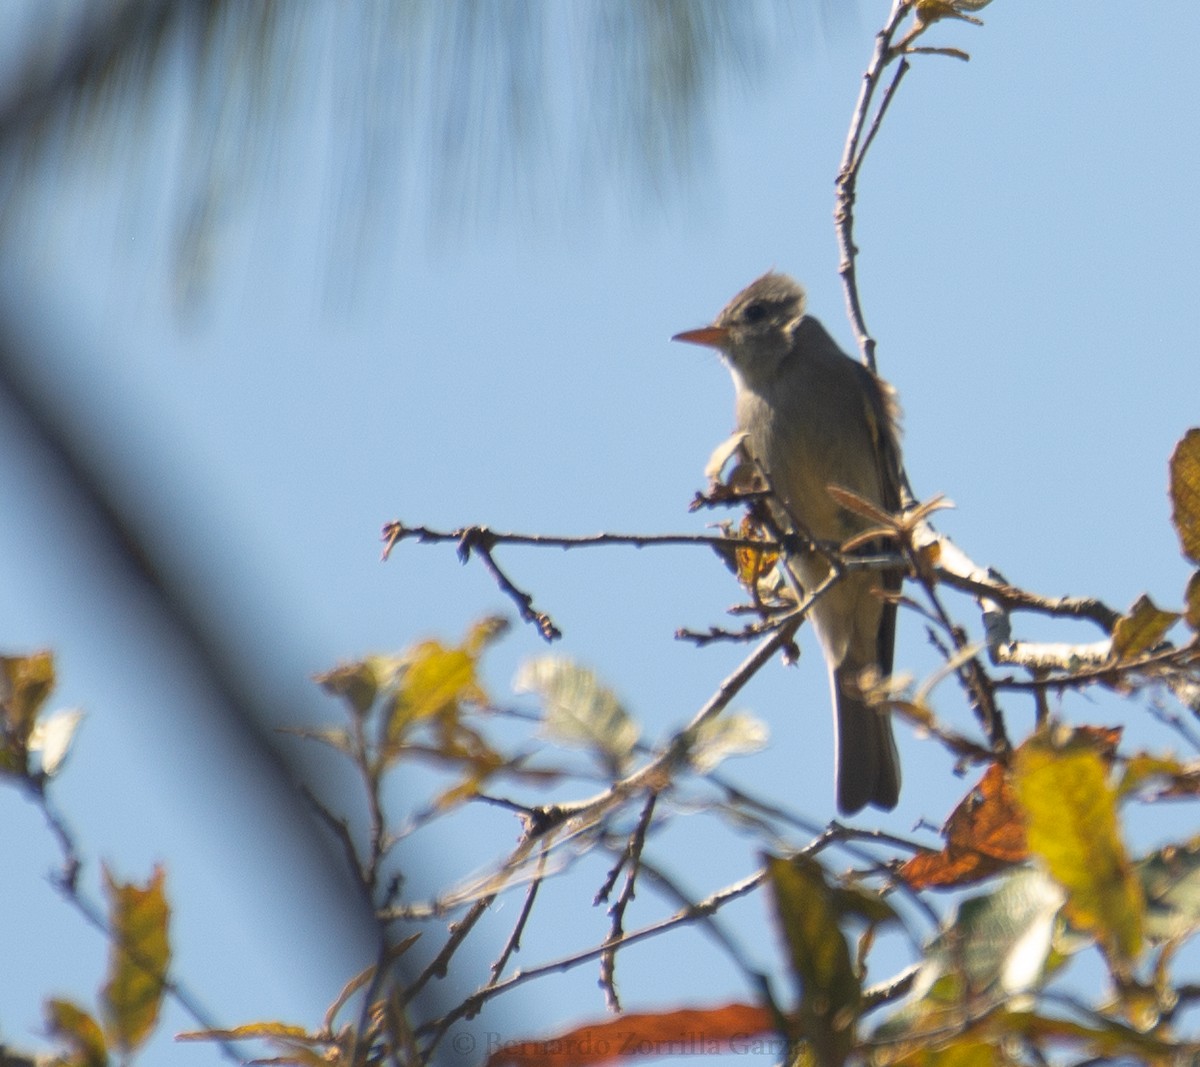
{"left": 1013, "top": 733, "right": 1143, "bottom": 971}
{"left": 515, "top": 657, "right": 639, "bottom": 775}
{"left": 765, "top": 853, "right": 860, "bottom": 1066}
{"left": 930, "top": 868, "right": 1063, "bottom": 997}
{"left": 45, "top": 999, "right": 109, "bottom": 1067}
{"left": 877, "top": 869, "right": 1063, "bottom": 1048}
{"left": 1138, "top": 836, "right": 1200, "bottom": 944}
{"left": 101, "top": 866, "right": 171, "bottom": 1054}
{"left": 686, "top": 710, "right": 768, "bottom": 772}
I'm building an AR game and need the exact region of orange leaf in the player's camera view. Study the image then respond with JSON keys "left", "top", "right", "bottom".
{"left": 899, "top": 765, "right": 1027, "bottom": 890}
{"left": 486, "top": 1004, "right": 774, "bottom": 1067}
{"left": 735, "top": 515, "right": 778, "bottom": 591}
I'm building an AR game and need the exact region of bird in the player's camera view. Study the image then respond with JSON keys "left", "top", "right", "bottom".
{"left": 673, "top": 271, "right": 903, "bottom": 814}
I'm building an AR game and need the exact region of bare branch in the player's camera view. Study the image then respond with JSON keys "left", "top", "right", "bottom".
{"left": 597, "top": 791, "right": 658, "bottom": 1011}
{"left": 417, "top": 867, "right": 767, "bottom": 1050}
{"left": 456, "top": 526, "right": 563, "bottom": 642}
{"left": 835, "top": 0, "right": 913, "bottom": 370}
{"left": 381, "top": 520, "right": 789, "bottom": 557}
{"left": 487, "top": 846, "right": 548, "bottom": 987}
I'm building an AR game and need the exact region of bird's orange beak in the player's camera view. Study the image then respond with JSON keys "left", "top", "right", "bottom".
{"left": 671, "top": 325, "right": 729, "bottom": 348}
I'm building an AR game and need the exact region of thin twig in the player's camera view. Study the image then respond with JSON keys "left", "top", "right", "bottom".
{"left": 933, "top": 560, "right": 1121, "bottom": 633}
{"left": 616, "top": 848, "right": 766, "bottom": 995}
{"left": 417, "top": 868, "right": 767, "bottom": 1052}
{"left": 914, "top": 563, "right": 1009, "bottom": 755}
{"left": 835, "top": 0, "right": 912, "bottom": 369}
{"left": 993, "top": 642, "right": 1200, "bottom": 692}
{"left": 597, "top": 791, "right": 658, "bottom": 1012}
{"left": 675, "top": 619, "right": 782, "bottom": 646}
{"left": 459, "top": 528, "right": 563, "bottom": 642}
{"left": 856, "top": 58, "right": 910, "bottom": 187}
{"left": 382, "top": 521, "right": 778, "bottom": 558}
{"left": 404, "top": 895, "right": 493, "bottom": 1007}
{"left": 303, "top": 785, "right": 371, "bottom": 903}
{"left": 488, "top": 846, "right": 547, "bottom": 986}
{"left": 1146, "top": 698, "right": 1200, "bottom": 754}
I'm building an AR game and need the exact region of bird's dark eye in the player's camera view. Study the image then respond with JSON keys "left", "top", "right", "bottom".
{"left": 742, "top": 301, "right": 767, "bottom": 324}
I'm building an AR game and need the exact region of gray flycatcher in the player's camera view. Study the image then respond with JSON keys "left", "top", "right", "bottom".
{"left": 673, "top": 271, "right": 903, "bottom": 814}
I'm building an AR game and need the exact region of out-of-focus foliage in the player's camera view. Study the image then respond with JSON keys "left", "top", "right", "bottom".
{"left": 0, "top": 0, "right": 823, "bottom": 299}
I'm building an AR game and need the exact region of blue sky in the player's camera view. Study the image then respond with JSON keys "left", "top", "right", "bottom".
{"left": 1, "top": 1, "right": 1198, "bottom": 1061}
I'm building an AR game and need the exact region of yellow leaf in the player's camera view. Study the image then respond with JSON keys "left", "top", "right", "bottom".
{"left": 179, "top": 1022, "right": 335, "bottom": 1067}
{"left": 765, "top": 853, "right": 860, "bottom": 1065}
{"left": 1012, "top": 734, "right": 1143, "bottom": 970}
{"left": 45, "top": 999, "right": 108, "bottom": 1067}
{"left": 0, "top": 650, "right": 56, "bottom": 729}
{"left": 686, "top": 710, "right": 769, "bottom": 773}
{"left": 735, "top": 515, "right": 778, "bottom": 591}
{"left": 101, "top": 865, "right": 171, "bottom": 1053}
{"left": 0, "top": 650, "right": 57, "bottom": 774}
{"left": 1109, "top": 594, "right": 1179, "bottom": 660}
{"left": 993, "top": 1007, "right": 1182, "bottom": 1061}
{"left": 385, "top": 641, "right": 486, "bottom": 743}
{"left": 1117, "top": 752, "right": 1189, "bottom": 799}
{"left": 1185, "top": 570, "right": 1200, "bottom": 631}
{"left": 892, "top": 1039, "right": 1002, "bottom": 1066}
{"left": 1170, "top": 428, "right": 1200, "bottom": 563}
{"left": 179, "top": 1022, "right": 316, "bottom": 1042}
